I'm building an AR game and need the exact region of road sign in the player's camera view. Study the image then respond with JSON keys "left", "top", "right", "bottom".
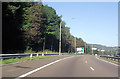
{"left": 77, "top": 48, "right": 84, "bottom": 54}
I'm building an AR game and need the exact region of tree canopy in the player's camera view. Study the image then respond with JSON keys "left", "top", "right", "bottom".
{"left": 2, "top": 2, "right": 92, "bottom": 54}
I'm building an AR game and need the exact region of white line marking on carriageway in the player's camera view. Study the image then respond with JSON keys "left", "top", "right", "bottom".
{"left": 90, "top": 67, "right": 95, "bottom": 71}
{"left": 96, "top": 57, "right": 118, "bottom": 66}
{"left": 15, "top": 56, "right": 74, "bottom": 79}
{"left": 85, "top": 61, "right": 87, "bottom": 63}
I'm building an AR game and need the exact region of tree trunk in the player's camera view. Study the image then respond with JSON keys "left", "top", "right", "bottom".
{"left": 43, "top": 37, "right": 46, "bottom": 52}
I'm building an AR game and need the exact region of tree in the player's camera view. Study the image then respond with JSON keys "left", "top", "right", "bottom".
{"left": 86, "top": 45, "right": 92, "bottom": 54}
{"left": 3, "top": 2, "right": 87, "bottom": 54}
{"left": 43, "top": 5, "right": 61, "bottom": 51}
{"left": 2, "top": 2, "right": 30, "bottom": 53}
{"left": 22, "top": 2, "right": 47, "bottom": 51}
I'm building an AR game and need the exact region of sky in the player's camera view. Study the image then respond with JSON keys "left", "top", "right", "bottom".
{"left": 42, "top": 2, "right": 118, "bottom": 47}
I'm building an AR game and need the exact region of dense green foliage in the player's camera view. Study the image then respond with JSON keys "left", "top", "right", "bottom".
{"left": 2, "top": 2, "right": 92, "bottom": 54}
{"left": 2, "top": 2, "right": 28, "bottom": 53}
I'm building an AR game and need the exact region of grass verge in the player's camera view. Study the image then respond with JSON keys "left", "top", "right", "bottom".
{"left": 2, "top": 54, "right": 92, "bottom": 65}
{"left": 97, "top": 56, "right": 118, "bottom": 65}
{"left": 2, "top": 54, "right": 75, "bottom": 64}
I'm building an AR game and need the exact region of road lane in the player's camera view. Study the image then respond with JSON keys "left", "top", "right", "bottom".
{"left": 26, "top": 56, "right": 92, "bottom": 77}
{"left": 2, "top": 56, "right": 70, "bottom": 77}
{"left": 2, "top": 55, "right": 118, "bottom": 78}
{"left": 15, "top": 56, "right": 74, "bottom": 79}
{"left": 27, "top": 56, "right": 118, "bottom": 77}
{"left": 85, "top": 56, "right": 118, "bottom": 77}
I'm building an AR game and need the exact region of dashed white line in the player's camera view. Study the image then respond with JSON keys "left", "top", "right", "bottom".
{"left": 15, "top": 56, "right": 74, "bottom": 79}
{"left": 85, "top": 61, "right": 87, "bottom": 63}
{"left": 90, "top": 67, "right": 95, "bottom": 71}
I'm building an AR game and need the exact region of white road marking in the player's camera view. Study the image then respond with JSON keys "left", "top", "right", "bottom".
{"left": 90, "top": 67, "right": 95, "bottom": 71}
{"left": 15, "top": 56, "right": 74, "bottom": 79}
{"left": 85, "top": 61, "right": 87, "bottom": 63}
{"left": 96, "top": 57, "right": 118, "bottom": 66}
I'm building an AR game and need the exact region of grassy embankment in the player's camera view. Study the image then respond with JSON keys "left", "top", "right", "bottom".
{"left": 1, "top": 49, "right": 91, "bottom": 65}
{"left": 1, "top": 53, "right": 82, "bottom": 64}
{"left": 1, "top": 55, "right": 69, "bottom": 64}
{"left": 97, "top": 56, "right": 119, "bottom": 65}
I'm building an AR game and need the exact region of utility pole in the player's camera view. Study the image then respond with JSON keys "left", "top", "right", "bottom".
{"left": 85, "top": 43, "right": 86, "bottom": 54}
{"left": 92, "top": 44, "right": 93, "bottom": 55}
{"left": 59, "top": 21, "right": 62, "bottom": 55}
{"left": 75, "top": 37, "right": 76, "bottom": 54}
{"left": 102, "top": 47, "right": 104, "bottom": 55}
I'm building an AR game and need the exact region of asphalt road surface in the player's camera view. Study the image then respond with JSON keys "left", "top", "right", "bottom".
{"left": 2, "top": 55, "right": 118, "bottom": 78}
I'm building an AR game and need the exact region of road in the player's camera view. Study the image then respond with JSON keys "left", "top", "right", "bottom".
{"left": 2, "top": 55, "right": 118, "bottom": 79}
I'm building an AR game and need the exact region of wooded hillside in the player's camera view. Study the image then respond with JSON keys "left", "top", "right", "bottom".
{"left": 2, "top": 2, "right": 92, "bottom": 54}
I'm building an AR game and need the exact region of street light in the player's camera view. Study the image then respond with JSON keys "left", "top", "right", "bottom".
{"left": 85, "top": 43, "right": 86, "bottom": 54}
{"left": 59, "top": 21, "right": 62, "bottom": 55}
{"left": 59, "top": 18, "right": 75, "bottom": 55}
{"left": 92, "top": 44, "right": 93, "bottom": 55}
{"left": 74, "top": 37, "right": 76, "bottom": 54}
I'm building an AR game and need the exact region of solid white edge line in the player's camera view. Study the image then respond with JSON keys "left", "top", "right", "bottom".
{"left": 96, "top": 57, "right": 118, "bottom": 66}
{"left": 90, "top": 67, "right": 95, "bottom": 71}
{"left": 15, "top": 56, "right": 74, "bottom": 79}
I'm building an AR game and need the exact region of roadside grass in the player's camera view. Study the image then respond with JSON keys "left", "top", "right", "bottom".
{"left": 2, "top": 53, "right": 92, "bottom": 65}
{"left": 2, "top": 54, "right": 75, "bottom": 64}
{"left": 97, "top": 56, "right": 118, "bottom": 65}
{"left": 2, "top": 57, "right": 30, "bottom": 64}
{"left": 83, "top": 54, "right": 92, "bottom": 56}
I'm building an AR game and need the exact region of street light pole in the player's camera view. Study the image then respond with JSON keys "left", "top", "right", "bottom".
{"left": 85, "top": 43, "right": 86, "bottom": 54}
{"left": 92, "top": 44, "right": 93, "bottom": 55}
{"left": 75, "top": 37, "right": 76, "bottom": 54}
{"left": 59, "top": 21, "right": 62, "bottom": 55}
